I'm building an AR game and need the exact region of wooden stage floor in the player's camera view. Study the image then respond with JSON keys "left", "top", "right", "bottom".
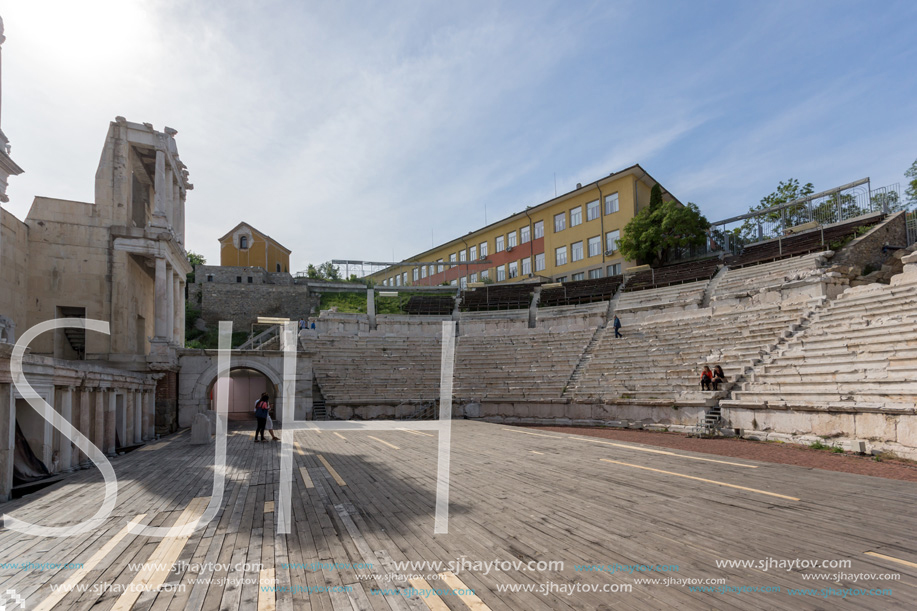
{"left": 0, "top": 421, "right": 915, "bottom": 610}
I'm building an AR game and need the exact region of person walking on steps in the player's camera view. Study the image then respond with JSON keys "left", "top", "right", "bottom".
{"left": 613, "top": 314, "right": 623, "bottom": 338}
{"left": 254, "top": 393, "right": 270, "bottom": 442}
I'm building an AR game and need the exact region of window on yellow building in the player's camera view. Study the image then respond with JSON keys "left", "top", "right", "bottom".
{"left": 507, "top": 231, "right": 517, "bottom": 248}
{"left": 497, "top": 265, "right": 506, "bottom": 281}
{"left": 534, "top": 220, "right": 544, "bottom": 238}
{"left": 522, "top": 257, "right": 531, "bottom": 275}
{"left": 586, "top": 200, "right": 600, "bottom": 221}
{"left": 480, "top": 241, "right": 488, "bottom": 257}
{"left": 535, "top": 253, "right": 545, "bottom": 272}
{"left": 496, "top": 235, "right": 505, "bottom": 252}
{"left": 605, "top": 192, "right": 619, "bottom": 215}
{"left": 588, "top": 236, "right": 601, "bottom": 257}
{"left": 570, "top": 206, "right": 582, "bottom": 227}
{"left": 554, "top": 213, "right": 565, "bottom": 233}
{"left": 571, "top": 241, "right": 584, "bottom": 262}
{"left": 520, "top": 225, "right": 530, "bottom": 243}
{"left": 606, "top": 230, "right": 620, "bottom": 253}
{"left": 469, "top": 245, "right": 477, "bottom": 260}
{"left": 509, "top": 261, "right": 518, "bottom": 278}
{"left": 555, "top": 246, "right": 567, "bottom": 266}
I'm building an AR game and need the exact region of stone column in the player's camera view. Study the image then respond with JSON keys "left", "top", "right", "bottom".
{"left": 58, "top": 387, "right": 74, "bottom": 472}
{"left": 0, "top": 383, "right": 14, "bottom": 501}
{"left": 143, "top": 390, "right": 155, "bottom": 440}
{"left": 125, "top": 390, "right": 134, "bottom": 448}
{"left": 164, "top": 165, "right": 175, "bottom": 228}
{"left": 79, "top": 387, "right": 91, "bottom": 467}
{"left": 154, "top": 257, "right": 169, "bottom": 339}
{"left": 133, "top": 391, "right": 143, "bottom": 444}
{"left": 106, "top": 391, "right": 117, "bottom": 456}
{"left": 93, "top": 389, "right": 105, "bottom": 459}
{"left": 153, "top": 149, "right": 166, "bottom": 217}
{"left": 165, "top": 264, "right": 174, "bottom": 343}
{"left": 175, "top": 183, "right": 185, "bottom": 244}
{"left": 178, "top": 279, "right": 186, "bottom": 346}
{"left": 173, "top": 272, "right": 182, "bottom": 344}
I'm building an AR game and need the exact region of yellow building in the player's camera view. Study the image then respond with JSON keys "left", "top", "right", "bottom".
{"left": 219, "top": 222, "right": 291, "bottom": 272}
{"left": 371, "top": 164, "right": 680, "bottom": 288}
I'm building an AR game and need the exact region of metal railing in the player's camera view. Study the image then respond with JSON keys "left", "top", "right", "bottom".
{"left": 666, "top": 179, "right": 903, "bottom": 263}
{"left": 238, "top": 325, "right": 280, "bottom": 350}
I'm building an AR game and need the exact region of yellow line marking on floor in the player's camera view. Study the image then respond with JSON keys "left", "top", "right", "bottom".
{"left": 258, "top": 568, "right": 276, "bottom": 611}
{"left": 317, "top": 454, "right": 347, "bottom": 486}
{"left": 506, "top": 429, "right": 557, "bottom": 438}
{"left": 32, "top": 514, "right": 148, "bottom": 611}
{"left": 865, "top": 551, "right": 917, "bottom": 569}
{"left": 409, "top": 576, "right": 452, "bottom": 610}
{"left": 333, "top": 432, "right": 347, "bottom": 440}
{"left": 530, "top": 451, "right": 544, "bottom": 455}
{"left": 368, "top": 435, "right": 400, "bottom": 450}
{"left": 505, "top": 426, "right": 757, "bottom": 468}
{"left": 399, "top": 428, "right": 435, "bottom": 437}
{"left": 575, "top": 436, "right": 757, "bottom": 468}
{"left": 437, "top": 571, "right": 492, "bottom": 610}
{"left": 111, "top": 497, "right": 210, "bottom": 611}
{"left": 264, "top": 501, "right": 275, "bottom": 513}
{"left": 137, "top": 441, "right": 169, "bottom": 451}
{"left": 600, "top": 459, "right": 798, "bottom": 500}
{"left": 299, "top": 466, "right": 314, "bottom": 489}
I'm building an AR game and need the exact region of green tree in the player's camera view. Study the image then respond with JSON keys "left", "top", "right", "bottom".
{"left": 304, "top": 262, "right": 343, "bottom": 281}
{"left": 618, "top": 195, "right": 710, "bottom": 266}
{"left": 906, "top": 158, "right": 917, "bottom": 207}
{"left": 185, "top": 251, "right": 206, "bottom": 283}
{"left": 737, "top": 179, "right": 815, "bottom": 242}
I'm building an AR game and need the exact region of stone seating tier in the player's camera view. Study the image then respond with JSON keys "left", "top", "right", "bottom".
{"left": 312, "top": 329, "right": 594, "bottom": 405}
{"left": 713, "top": 252, "right": 827, "bottom": 299}
{"left": 730, "top": 280, "right": 917, "bottom": 410}
{"left": 573, "top": 301, "right": 815, "bottom": 404}
{"left": 614, "top": 281, "right": 708, "bottom": 313}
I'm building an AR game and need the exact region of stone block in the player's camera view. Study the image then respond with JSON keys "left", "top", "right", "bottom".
{"left": 190, "top": 413, "right": 211, "bottom": 445}
{"left": 854, "top": 412, "right": 897, "bottom": 441}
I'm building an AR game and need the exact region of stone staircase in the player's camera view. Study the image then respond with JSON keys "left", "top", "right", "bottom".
{"left": 562, "top": 325, "right": 606, "bottom": 397}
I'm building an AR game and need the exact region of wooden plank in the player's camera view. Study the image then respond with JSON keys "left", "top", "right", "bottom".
{"left": 258, "top": 568, "right": 276, "bottom": 611}
{"left": 109, "top": 497, "right": 209, "bottom": 611}
{"left": 30, "top": 514, "right": 148, "bottom": 611}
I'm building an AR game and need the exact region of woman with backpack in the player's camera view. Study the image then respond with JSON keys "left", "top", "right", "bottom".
{"left": 254, "top": 393, "right": 270, "bottom": 442}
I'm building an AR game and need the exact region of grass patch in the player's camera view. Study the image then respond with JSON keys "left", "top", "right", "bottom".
{"left": 320, "top": 292, "right": 367, "bottom": 313}
{"left": 809, "top": 440, "right": 831, "bottom": 450}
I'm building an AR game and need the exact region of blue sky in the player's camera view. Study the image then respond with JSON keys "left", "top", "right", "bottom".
{"left": 2, "top": 0, "right": 915, "bottom": 271}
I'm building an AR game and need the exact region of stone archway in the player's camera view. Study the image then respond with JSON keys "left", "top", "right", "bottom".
{"left": 178, "top": 352, "right": 312, "bottom": 428}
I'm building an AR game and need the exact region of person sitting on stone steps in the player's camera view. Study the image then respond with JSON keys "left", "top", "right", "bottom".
{"left": 712, "top": 365, "right": 727, "bottom": 390}
{"left": 700, "top": 365, "right": 713, "bottom": 391}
